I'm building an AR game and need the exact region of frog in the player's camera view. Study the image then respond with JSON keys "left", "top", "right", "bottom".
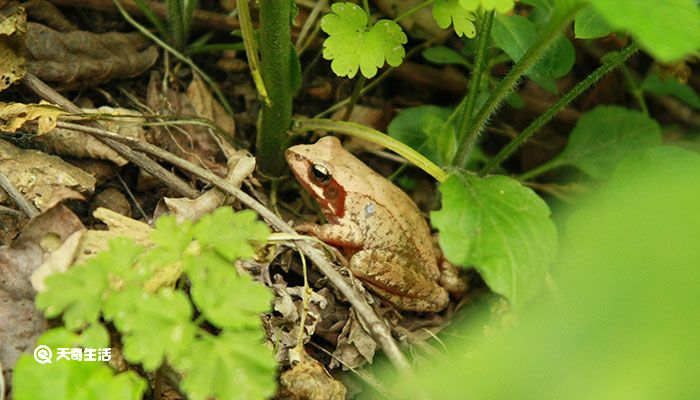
{"left": 285, "top": 136, "right": 465, "bottom": 312}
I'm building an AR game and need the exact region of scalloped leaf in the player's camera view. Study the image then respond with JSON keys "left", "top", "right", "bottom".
{"left": 321, "top": 2, "right": 407, "bottom": 78}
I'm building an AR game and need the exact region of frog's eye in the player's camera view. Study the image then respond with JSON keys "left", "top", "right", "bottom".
{"left": 311, "top": 164, "right": 331, "bottom": 185}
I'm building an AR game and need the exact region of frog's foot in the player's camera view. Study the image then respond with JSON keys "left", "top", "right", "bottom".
{"left": 439, "top": 259, "right": 468, "bottom": 298}
{"left": 349, "top": 250, "right": 449, "bottom": 313}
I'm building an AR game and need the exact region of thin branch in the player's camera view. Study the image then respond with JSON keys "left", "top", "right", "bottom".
{"left": 0, "top": 172, "right": 39, "bottom": 218}
{"left": 22, "top": 73, "right": 199, "bottom": 198}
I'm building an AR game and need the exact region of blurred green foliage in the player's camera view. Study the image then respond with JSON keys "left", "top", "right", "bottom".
{"left": 403, "top": 149, "right": 700, "bottom": 399}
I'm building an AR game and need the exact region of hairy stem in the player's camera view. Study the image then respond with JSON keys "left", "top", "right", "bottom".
{"left": 454, "top": 11, "right": 495, "bottom": 144}
{"left": 453, "top": 5, "right": 583, "bottom": 168}
{"left": 257, "top": 0, "right": 293, "bottom": 177}
{"left": 482, "top": 43, "right": 640, "bottom": 175}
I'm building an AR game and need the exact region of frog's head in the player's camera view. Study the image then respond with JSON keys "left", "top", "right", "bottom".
{"left": 285, "top": 136, "right": 348, "bottom": 220}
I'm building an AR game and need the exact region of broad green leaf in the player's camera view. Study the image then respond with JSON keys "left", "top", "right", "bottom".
{"left": 433, "top": 0, "right": 477, "bottom": 38}
{"left": 492, "top": 14, "right": 575, "bottom": 92}
{"left": 550, "top": 106, "right": 663, "bottom": 179}
{"left": 187, "top": 251, "right": 273, "bottom": 329}
{"left": 422, "top": 46, "right": 470, "bottom": 67}
{"left": 642, "top": 72, "right": 700, "bottom": 110}
{"left": 172, "top": 330, "right": 277, "bottom": 400}
{"left": 321, "top": 2, "right": 407, "bottom": 78}
{"left": 14, "top": 355, "right": 147, "bottom": 400}
{"left": 194, "top": 208, "right": 270, "bottom": 262}
{"left": 119, "top": 288, "right": 196, "bottom": 371}
{"left": 612, "top": 146, "right": 700, "bottom": 182}
{"left": 431, "top": 174, "right": 557, "bottom": 309}
{"left": 574, "top": 5, "right": 613, "bottom": 38}
{"left": 14, "top": 328, "right": 146, "bottom": 400}
{"left": 588, "top": 0, "right": 700, "bottom": 61}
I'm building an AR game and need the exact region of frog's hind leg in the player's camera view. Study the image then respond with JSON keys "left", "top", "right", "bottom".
{"left": 350, "top": 250, "right": 449, "bottom": 313}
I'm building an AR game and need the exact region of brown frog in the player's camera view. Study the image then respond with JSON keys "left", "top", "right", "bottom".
{"left": 285, "top": 136, "right": 464, "bottom": 312}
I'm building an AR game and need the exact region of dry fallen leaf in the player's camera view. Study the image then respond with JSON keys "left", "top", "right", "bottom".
{"left": 0, "top": 139, "right": 95, "bottom": 211}
{"left": 24, "top": 22, "right": 158, "bottom": 89}
{"left": 0, "top": 101, "right": 66, "bottom": 134}
{"left": 0, "top": 5, "right": 27, "bottom": 92}
{"left": 38, "top": 106, "right": 147, "bottom": 166}
{"left": 279, "top": 358, "right": 346, "bottom": 400}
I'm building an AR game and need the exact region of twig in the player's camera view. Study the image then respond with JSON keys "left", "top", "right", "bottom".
{"left": 22, "top": 73, "right": 199, "bottom": 199}
{"left": 51, "top": 120, "right": 412, "bottom": 373}
{"left": 0, "top": 172, "right": 39, "bottom": 218}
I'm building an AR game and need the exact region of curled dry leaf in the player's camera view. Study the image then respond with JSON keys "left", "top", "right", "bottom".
{"left": 0, "top": 101, "right": 65, "bottom": 134}
{"left": 24, "top": 22, "right": 158, "bottom": 89}
{"left": 158, "top": 150, "right": 255, "bottom": 223}
{"left": 279, "top": 358, "right": 347, "bottom": 400}
{"left": 0, "top": 139, "right": 95, "bottom": 211}
{"left": 331, "top": 309, "right": 377, "bottom": 369}
{"left": 0, "top": 5, "right": 26, "bottom": 92}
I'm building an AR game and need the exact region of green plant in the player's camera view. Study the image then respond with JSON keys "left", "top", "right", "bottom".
{"left": 14, "top": 209, "right": 276, "bottom": 400}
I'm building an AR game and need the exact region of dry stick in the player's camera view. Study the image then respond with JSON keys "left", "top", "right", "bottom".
{"left": 0, "top": 172, "right": 40, "bottom": 218}
{"left": 53, "top": 120, "right": 412, "bottom": 373}
{"left": 22, "top": 73, "right": 199, "bottom": 199}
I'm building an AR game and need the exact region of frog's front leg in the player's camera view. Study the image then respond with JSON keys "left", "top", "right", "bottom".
{"left": 439, "top": 259, "right": 468, "bottom": 298}
{"left": 295, "top": 219, "right": 364, "bottom": 248}
{"left": 350, "top": 250, "right": 449, "bottom": 313}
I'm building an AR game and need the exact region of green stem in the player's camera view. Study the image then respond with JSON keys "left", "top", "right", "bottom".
{"left": 454, "top": 11, "right": 495, "bottom": 144}
{"left": 621, "top": 64, "right": 649, "bottom": 115}
{"left": 238, "top": 0, "right": 270, "bottom": 105}
{"left": 393, "top": 0, "right": 436, "bottom": 23}
{"left": 341, "top": 76, "right": 366, "bottom": 120}
{"left": 517, "top": 158, "right": 565, "bottom": 181}
{"left": 292, "top": 118, "right": 448, "bottom": 182}
{"left": 481, "top": 43, "right": 640, "bottom": 175}
{"left": 453, "top": 4, "right": 583, "bottom": 168}
{"left": 257, "top": 0, "right": 293, "bottom": 177}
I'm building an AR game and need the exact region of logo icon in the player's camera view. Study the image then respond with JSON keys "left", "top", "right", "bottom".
{"left": 33, "top": 345, "right": 53, "bottom": 364}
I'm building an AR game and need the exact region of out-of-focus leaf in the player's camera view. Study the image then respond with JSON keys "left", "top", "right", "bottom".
{"left": 548, "top": 106, "right": 663, "bottom": 179}
{"left": 588, "top": 0, "right": 700, "bottom": 61}
{"left": 406, "top": 148, "right": 700, "bottom": 400}
{"left": 574, "top": 5, "right": 613, "bottom": 38}
{"left": 641, "top": 72, "right": 700, "bottom": 110}
{"left": 492, "top": 14, "right": 575, "bottom": 92}
{"left": 432, "top": 173, "right": 557, "bottom": 309}
{"left": 422, "top": 46, "right": 470, "bottom": 67}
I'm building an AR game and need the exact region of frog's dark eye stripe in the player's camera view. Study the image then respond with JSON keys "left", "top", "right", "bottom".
{"left": 311, "top": 164, "right": 331, "bottom": 184}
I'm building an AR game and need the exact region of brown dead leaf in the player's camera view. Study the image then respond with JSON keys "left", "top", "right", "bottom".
{"left": 24, "top": 22, "right": 158, "bottom": 89}
{"left": 187, "top": 78, "right": 235, "bottom": 136}
{"left": 279, "top": 358, "right": 346, "bottom": 400}
{"left": 146, "top": 73, "right": 231, "bottom": 177}
{"left": 0, "top": 5, "right": 27, "bottom": 92}
{"left": 0, "top": 101, "right": 65, "bottom": 134}
{"left": 0, "top": 139, "right": 95, "bottom": 211}
{"left": 331, "top": 310, "right": 377, "bottom": 369}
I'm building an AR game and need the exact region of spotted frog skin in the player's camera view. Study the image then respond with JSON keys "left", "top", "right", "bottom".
{"left": 285, "top": 136, "right": 464, "bottom": 312}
